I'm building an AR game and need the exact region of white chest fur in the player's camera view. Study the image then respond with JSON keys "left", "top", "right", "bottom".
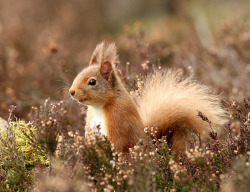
{"left": 88, "top": 106, "right": 107, "bottom": 136}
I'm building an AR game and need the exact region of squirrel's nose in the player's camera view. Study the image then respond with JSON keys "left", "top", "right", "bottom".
{"left": 69, "top": 89, "right": 75, "bottom": 96}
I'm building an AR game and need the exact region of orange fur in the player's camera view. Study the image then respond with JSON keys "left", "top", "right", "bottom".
{"left": 104, "top": 97, "right": 146, "bottom": 152}
{"left": 69, "top": 42, "right": 228, "bottom": 154}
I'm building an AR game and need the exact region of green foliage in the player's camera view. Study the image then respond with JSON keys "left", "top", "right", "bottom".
{"left": 4, "top": 121, "right": 49, "bottom": 165}
{"left": 0, "top": 119, "right": 49, "bottom": 191}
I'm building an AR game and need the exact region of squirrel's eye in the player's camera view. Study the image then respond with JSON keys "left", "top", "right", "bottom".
{"left": 88, "top": 79, "right": 96, "bottom": 86}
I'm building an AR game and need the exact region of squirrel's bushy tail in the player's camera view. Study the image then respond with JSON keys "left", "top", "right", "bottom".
{"left": 137, "top": 69, "right": 227, "bottom": 150}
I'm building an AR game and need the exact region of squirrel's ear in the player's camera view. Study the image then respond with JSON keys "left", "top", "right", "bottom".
{"left": 100, "top": 43, "right": 118, "bottom": 83}
{"left": 100, "top": 61, "right": 114, "bottom": 82}
{"left": 89, "top": 42, "right": 104, "bottom": 66}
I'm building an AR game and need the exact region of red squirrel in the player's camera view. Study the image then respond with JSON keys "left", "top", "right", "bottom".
{"left": 69, "top": 42, "right": 227, "bottom": 154}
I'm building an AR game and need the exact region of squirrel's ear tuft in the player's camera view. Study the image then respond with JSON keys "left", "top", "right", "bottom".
{"left": 102, "top": 43, "right": 117, "bottom": 64}
{"left": 89, "top": 42, "right": 105, "bottom": 66}
{"left": 100, "top": 43, "right": 118, "bottom": 83}
{"left": 100, "top": 61, "right": 114, "bottom": 82}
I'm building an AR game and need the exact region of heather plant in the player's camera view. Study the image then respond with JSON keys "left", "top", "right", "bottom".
{"left": 33, "top": 98, "right": 249, "bottom": 192}
{"left": 0, "top": 100, "right": 80, "bottom": 191}
{"left": 0, "top": 1, "right": 249, "bottom": 191}
{"left": 28, "top": 99, "right": 65, "bottom": 157}
{"left": 0, "top": 107, "right": 47, "bottom": 191}
{"left": 0, "top": 97, "right": 249, "bottom": 191}
{"left": 221, "top": 155, "right": 250, "bottom": 192}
